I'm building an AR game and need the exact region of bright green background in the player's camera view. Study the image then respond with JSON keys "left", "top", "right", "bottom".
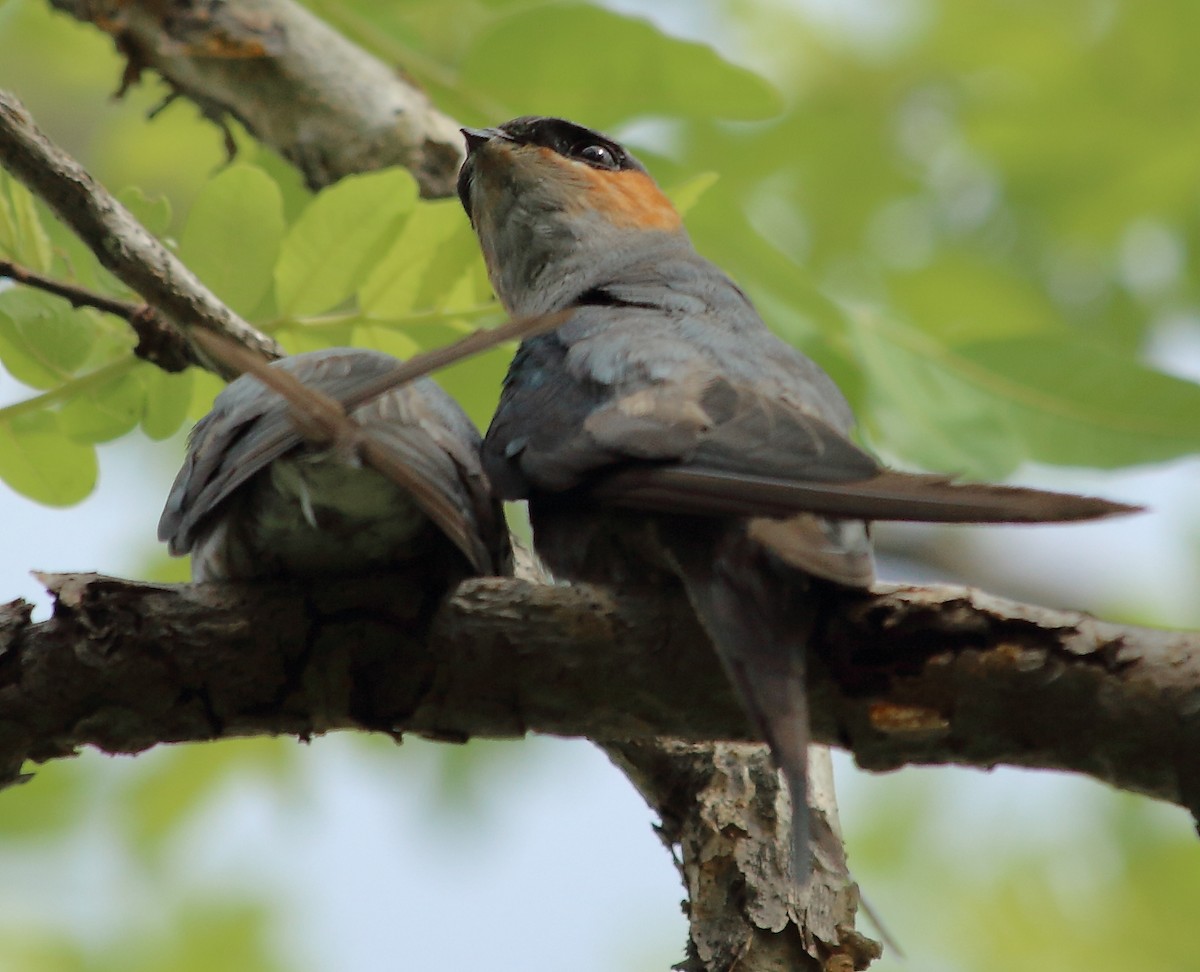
{"left": 1, "top": 0, "right": 1198, "bottom": 969}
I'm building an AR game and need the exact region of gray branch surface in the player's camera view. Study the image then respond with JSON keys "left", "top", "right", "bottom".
{"left": 4, "top": 572, "right": 1196, "bottom": 815}
{"left": 49, "top": 0, "right": 464, "bottom": 195}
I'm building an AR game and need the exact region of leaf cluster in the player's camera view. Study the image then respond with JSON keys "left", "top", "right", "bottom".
{"left": 0, "top": 159, "right": 505, "bottom": 504}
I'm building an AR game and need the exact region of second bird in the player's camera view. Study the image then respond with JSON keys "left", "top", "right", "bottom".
{"left": 457, "top": 116, "right": 1134, "bottom": 880}
{"left": 159, "top": 348, "right": 511, "bottom": 585}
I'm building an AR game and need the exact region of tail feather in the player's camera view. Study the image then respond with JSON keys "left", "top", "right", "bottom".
{"left": 597, "top": 465, "right": 1140, "bottom": 524}
{"left": 673, "top": 532, "right": 815, "bottom": 884}
{"left": 724, "top": 645, "right": 811, "bottom": 879}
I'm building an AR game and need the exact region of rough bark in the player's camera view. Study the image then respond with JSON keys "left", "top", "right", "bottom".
{"left": 4, "top": 572, "right": 1197, "bottom": 820}
{"left": 48, "top": 0, "right": 463, "bottom": 196}
{"left": 7, "top": 568, "right": 1195, "bottom": 967}
{"left": 607, "top": 741, "right": 881, "bottom": 971}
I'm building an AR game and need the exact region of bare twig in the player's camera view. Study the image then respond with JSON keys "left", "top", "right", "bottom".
{"left": 187, "top": 311, "right": 569, "bottom": 499}
{"left": 192, "top": 309, "right": 572, "bottom": 432}
{"left": 1, "top": 258, "right": 140, "bottom": 318}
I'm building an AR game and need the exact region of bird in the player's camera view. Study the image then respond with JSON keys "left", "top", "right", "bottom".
{"left": 456, "top": 116, "right": 1137, "bottom": 881}
{"left": 158, "top": 347, "right": 511, "bottom": 584}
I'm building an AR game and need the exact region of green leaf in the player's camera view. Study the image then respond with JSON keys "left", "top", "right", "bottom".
{"left": 5, "top": 178, "right": 52, "bottom": 272}
{"left": 116, "top": 185, "right": 173, "bottom": 237}
{"left": 0, "top": 183, "right": 16, "bottom": 258}
{"left": 461, "top": 5, "right": 781, "bottom": 126}
{"left": 58, "top": 368, "right": 144, "bottom": 443}
{"left": 351, "top": 323, "right": 421, "bottom": 361}
{"left": 277, "top": 323, "right": 356, "bottom": 354}
{"left": 359, "top": 199, "right": 481, "bottom": 316}
{"left": 958, "top": 335, "right": 1200, "bottom": 468}
{"left": 179, "top": 165, "right": 284, "bottom": 316}
{"left": 0, "top": 409, "right": 97, "bottom": 505}
{"left": 850, "top": 313, "right": 1027, "bottom": 478}
{"left": 887, "top": 253, "right": 1064, "bottom": 344}
{"left": 138, "top": 363, "right": 194, "bottom": 440}
{"left": 0, "top": 290, "right": 95, "bottom": 388}
{"left": 187, "top": 368, "right": 227, "bottom": 420}
{"left": 668, "top": 171, "right": 719, "bottom": 216}
{"left": 274, "top": 168, "right": 418, "bottom": 317}
{"left": 852, "top": 315, "right": 1200, "bottom": 476}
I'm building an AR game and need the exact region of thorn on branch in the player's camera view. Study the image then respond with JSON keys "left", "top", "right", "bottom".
{"left": 146, "top": 90, "right": 181, "bottom": 121}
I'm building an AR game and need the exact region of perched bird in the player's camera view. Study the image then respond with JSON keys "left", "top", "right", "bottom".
{"left": 159, "top": 347, "right": 511, "bottom": 583}
{"left": 456, "top": 116, "right": 1135, "bottom": 878}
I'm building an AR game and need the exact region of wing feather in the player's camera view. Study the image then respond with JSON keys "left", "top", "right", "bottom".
{"left": 160, "top": 349, "right": 509, "bottom": 575}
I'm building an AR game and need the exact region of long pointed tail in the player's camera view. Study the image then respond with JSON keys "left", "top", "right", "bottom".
{"left": 673, "top": 530, "right": 815, "bottom": 883}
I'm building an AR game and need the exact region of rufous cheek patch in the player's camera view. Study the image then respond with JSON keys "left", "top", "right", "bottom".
{"left": 579, "top": 168, "right": 683, "bottom": 231}
{"left": 528, "top": 147, "right": 682, "bottom": 231}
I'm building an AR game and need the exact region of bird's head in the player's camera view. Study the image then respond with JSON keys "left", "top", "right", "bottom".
{"left": 457, "top": 117, "right": 689, "bottom": 317}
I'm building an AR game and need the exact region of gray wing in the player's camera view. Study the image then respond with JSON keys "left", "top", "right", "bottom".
{"left": 160, "top": 348, "right": 510, "bottom": 576}
{"left": 484, "top": 327, "right": 880, "bottom": 584}
{"left": 485, "top": 325, "right": 1133, "bottom": 583}
{"left": 490, "top": 332, "right": 1130, "bottom": 521}
{"left": 358, "top": 376, "right": 511, "bottom": 576}
{"left": 582, "top": 374, "right": 1136, "bottom": 524}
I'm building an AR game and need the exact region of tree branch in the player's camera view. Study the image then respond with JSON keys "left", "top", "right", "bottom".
{"left": 48, "top": 0, "right": 463, "bottom": 196}
{"left": 606, "top": 739, "right": 882, "bottom": 971}
{"left": 3, "top": 573, "right": 1196, "bottom": 819}
{"left": 0, "top": 88, "right": 282, "bottom": 373}
{"left": 0, "top": 257, "right": 195, "bottom": 371}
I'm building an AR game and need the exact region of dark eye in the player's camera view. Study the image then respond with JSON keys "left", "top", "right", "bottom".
{"left": 571, "top": 142, "right": 619, "bottom": 170}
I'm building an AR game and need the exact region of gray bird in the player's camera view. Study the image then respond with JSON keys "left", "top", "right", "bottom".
{"left": 159, "top": 348, "right": 511, "bottom": 583}
{"left": 457, "top": 116, "right": 1136, "bottom": 879}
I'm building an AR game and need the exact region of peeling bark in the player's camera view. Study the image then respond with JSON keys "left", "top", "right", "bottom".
{"left": 607, "top": 741, "right": 881, "bottom": 971}
{"left": 9, "top": 569, "right": 1191, "bottom": 968}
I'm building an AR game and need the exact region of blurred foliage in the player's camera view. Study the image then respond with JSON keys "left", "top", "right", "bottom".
{"left": 1, "top": 0, "right": 1199, "bottom": 969}
{"left": 1, "top": 905, "right": 283, "bottom": 972}
{"left": 0, "top": 740, "right": 297, "bottom": 972}
{"left": 845, "top": 766, "right": 1200, "bottom": 972}
{"left": 0, "top": 152, "right": 507, "bottom": 501}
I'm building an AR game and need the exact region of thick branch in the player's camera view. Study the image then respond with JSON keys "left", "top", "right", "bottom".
{"left": 3, "top": 573, "right": 1197, "bottom": 821}
{"left": 0, "top": 89, "right": 281, "bottom": 371}
{"left": 49, "top": 0, "right": 463, "bottom": 195}
{"left": 607, "top": 739, "right": 881, "bottom": 971}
